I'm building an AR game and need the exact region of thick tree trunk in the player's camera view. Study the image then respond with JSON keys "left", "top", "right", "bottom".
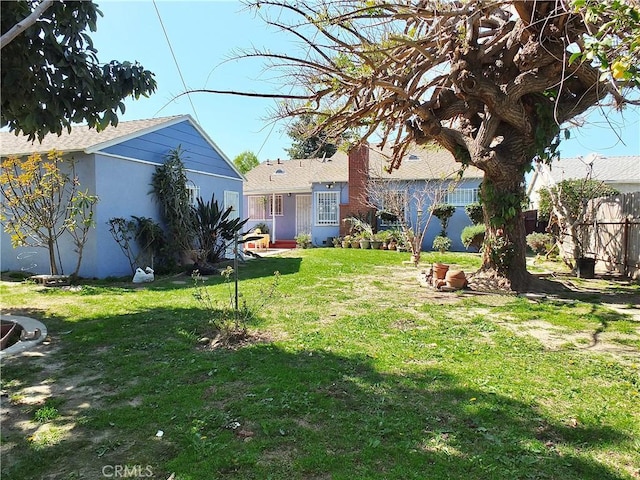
{"left": 476, "top": 162, "right": 531, "bottom": 291}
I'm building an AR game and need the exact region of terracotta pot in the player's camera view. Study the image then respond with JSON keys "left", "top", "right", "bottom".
{"left": 445, "top": 269, "right": 466, "bottom": 289}
{"left": 433, "top": 263, "right": 449, "bottom": 280}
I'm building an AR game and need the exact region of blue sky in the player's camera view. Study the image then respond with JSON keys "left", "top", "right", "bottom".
{"left": 90, "top": 0, "right": 639, "bottom": 162}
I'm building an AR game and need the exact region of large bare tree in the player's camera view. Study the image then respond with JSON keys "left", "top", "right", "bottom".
{"left": 197, "top": 0, "right": 639, "bottom": 290}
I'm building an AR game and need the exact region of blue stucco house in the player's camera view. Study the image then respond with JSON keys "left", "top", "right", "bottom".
{"left": 243, "top": 144, "right": 483, "bottom": 251}
{"left": 0, "top": 115, "right": 244, "bottom": 278}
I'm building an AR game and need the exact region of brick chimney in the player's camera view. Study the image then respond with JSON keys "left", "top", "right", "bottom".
{"left": 340, "top": 143, "right": 374, "bottom": 235}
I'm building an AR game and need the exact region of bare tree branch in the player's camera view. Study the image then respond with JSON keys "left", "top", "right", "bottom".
{"left": 0, "top": 0, "right": 55, "bottom": 50}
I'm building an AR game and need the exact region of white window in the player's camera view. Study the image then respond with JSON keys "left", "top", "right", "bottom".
{"left": 380, "top": 190, "right": 407, "bottom": 226}
{"left": 224, "top": 191, "right": 240, "bottom": 220}
{"left": 269, "top": 195, "right": 283, "bottom": 216}
{"left": 446, "top": 188, "right": 479, "bottom": 206}
{"left": 315, "top": 191, "right": 340, "bottom": 225}
{"left": 187, "top": 184, "right": 200, "bottom": 207}
{"left": 248, "top": 196, "right": 268, "bottom": 220}
{"left": 248, "top": 195, "right": 283, "bottom": 219}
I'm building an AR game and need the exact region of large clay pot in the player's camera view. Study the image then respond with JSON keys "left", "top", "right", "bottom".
{"left": 433, "top": 263, "right": 449, "bottom": 280}
{"left": 445, "top": 269, "right": 467, "bottom": 289}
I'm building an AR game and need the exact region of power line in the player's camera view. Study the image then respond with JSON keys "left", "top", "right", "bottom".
{"left": 152, "top": 0, "right": 200, "bottom": 124}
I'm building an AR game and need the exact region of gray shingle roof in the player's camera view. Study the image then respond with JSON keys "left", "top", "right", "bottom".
{"left": 546, "top": 154, "right": 640, "bottom": 183}
{"left": 0, "top": 116, "right": 184, "bottom": 156}
{"left": 244, "top": 145, "right": 483, "bottom": 194}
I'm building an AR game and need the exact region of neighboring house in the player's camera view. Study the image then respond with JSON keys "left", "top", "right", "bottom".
{"left": 527, "top": 153, "right": 640, "bottom": 210}
{"left": 243, "top": 144, "right": 484, "bottom": 251}
{"left": 0, "top": 115, "right": 244, "bottom": 278}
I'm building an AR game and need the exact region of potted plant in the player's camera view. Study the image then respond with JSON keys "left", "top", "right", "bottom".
{"left": 342, "top": 235, "right": 352, "bottom": 248}
{"left": 376, "top": 229, "right": 391, "bottom": 249}
{"left": 370, "top": 232, "right": 383, "bottom": 250}
{"left": 359, "top": 234, "right": 371, "bottom": 249}
{"left": 344, "top": 216, "right": 374, "bottom": 250}
{"left": 332, "top": 236, "right": 342, "bottom": 248}
{"left": 351, "top": 235, "right": 361, "bottom": 249}
{"left": 254, "top": 222, "right": 270, "bottom": 235}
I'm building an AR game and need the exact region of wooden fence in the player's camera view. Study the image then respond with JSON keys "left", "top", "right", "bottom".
{"left": 567, "top": 192, "right": 640, "bottom": 279}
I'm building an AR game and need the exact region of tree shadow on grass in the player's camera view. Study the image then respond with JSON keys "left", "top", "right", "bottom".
{"left": 527, "top": 272, "right": 640, "bottom": 308}
{"left": 42, "top": 256, "right": 305, "bottom": 294}
{"left": 172, "top": 344, "right": 633, "bottom": 480}
{"left": 2, "top": 303, "right": 635, "bottom": 480}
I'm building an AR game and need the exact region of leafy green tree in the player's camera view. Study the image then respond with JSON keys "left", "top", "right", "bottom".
{"left": 285, "top": 114, "right": 340, "bottom": 159}
{"left": 233, "top": 151, "right": 259, "bottom": 174}
{"left": 429, "top": 204, "right": 456, "bottom": 236}
{"left": 1, "top": 1, "right": 156, "bottom": 141}
{"left": 572, "top": 0, "right": 640, "bottom": 84}
{"left": 231, "top": 0, "right": 640, "bottom": 290}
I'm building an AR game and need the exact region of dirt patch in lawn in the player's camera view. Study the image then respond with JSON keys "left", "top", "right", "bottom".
{"left": 1, "top": 344, "right": 108, "bottom": 474}
{"left": 492, "top": 314, "right": 640, "bottom": 363}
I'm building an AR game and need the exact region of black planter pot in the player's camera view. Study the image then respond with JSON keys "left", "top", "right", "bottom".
{"left": 576, "top": 257, "right": 596, "bottom": 279}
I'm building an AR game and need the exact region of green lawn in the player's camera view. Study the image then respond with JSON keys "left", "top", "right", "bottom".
{"left": 1, "top": 249, "right": 639, "bottom": 479}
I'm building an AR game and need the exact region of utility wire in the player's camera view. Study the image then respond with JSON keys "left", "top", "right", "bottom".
{"left": 152, "top": 0, "right": 200, "bottom": 124}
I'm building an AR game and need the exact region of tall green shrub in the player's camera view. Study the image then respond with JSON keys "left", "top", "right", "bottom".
{"left": 461, "top": 224, "right": 485, "bottom": 252}
{"left": 464, "top": 203, "right": 484, "bottom": 225}
{"left": 150, "top": 146, "right": 194, "bottom": 256}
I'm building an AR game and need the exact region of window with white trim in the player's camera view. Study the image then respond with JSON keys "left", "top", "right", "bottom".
{"left": 446, "top": 188, "right": 479, "bottom": 206}
{"left": 248, "top": 195, "right": 283, "bottom": 219}
{"left": 224, "top": 190, "right": 240, "bottom": 220}
{"left": 315, "top": 191, "right": 340, "bottom": 225}
{"left": 187, "top": 185, "right": 200, "bottom": 207}
{"left": 269, "top": 195, "right": 283, "bottom": 216}
{"left": 248, "top": 196, "right": 267, "bottom": 220}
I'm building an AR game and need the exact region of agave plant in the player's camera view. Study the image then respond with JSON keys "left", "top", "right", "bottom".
{"left": 343, "top": 216, "right": 374, "bottom": 239}
{"left": 192, "top": 194, "right": 250, "bottom": 264}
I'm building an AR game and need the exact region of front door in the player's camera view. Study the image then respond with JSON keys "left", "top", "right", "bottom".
{"left": 296, "top": 195, "right": 312, "bottom": 236}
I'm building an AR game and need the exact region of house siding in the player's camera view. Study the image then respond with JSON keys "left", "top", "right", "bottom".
{"left": 93, "top": 154, "right": 243, "bottom": 278}
{"left": 101, "top": 120, "right": 241, "bottom": 180}
{"left": 371, "top": 178, "right": 481, "bottom": 252}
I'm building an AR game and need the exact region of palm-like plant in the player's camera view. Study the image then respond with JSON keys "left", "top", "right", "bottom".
{"left": 192, "top": 194, "right": 249, "bottom": 264}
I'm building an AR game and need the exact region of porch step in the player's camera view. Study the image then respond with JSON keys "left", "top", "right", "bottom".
{"left": 270, "top": 240, "right": 297, "bottom": 249}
